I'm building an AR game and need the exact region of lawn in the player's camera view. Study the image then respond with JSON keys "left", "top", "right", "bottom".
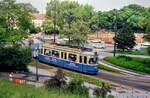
{"left": 98, "top": 64, "right": 121, "bottom": 74}
{"left": 66, "top": 72, "right": 105, "bottom": 87}
{"left": 104, "top": 56, "right": 150, "bottom": 74}
{"left": 118, "top": 49, "right": 149, "bottom": 56}
{"left": 0, "top": 79, "right": 86, "bottom": 98}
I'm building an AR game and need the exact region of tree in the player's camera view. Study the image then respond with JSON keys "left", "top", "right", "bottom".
{"left": 0, "top": 0, "right": 32, "bottom": 43}
{"left": 114, "top": 25, "right": 136, "bottom": 51}
{"left": 46, "top": 0, "right": 60, "bottom": 43}
{"left": 0, "top": 45, "right": 32, "bottom": 72}
{"left": 43, "top": 19, "right": 53, "bottom": 34}
{"left": 46, "top": 0, "right": 91, "bottom": 46}
{"left": 63, "top": 20, "right": 90, "bottom": 47}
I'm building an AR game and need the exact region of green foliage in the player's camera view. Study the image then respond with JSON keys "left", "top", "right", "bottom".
{"left": 93, "top": 83, "right": 111, "bottom": 98}
{"left": 104, "top": 56, "right": 150, "bottom": 74}
{"left": 43, "top": 19, "right": 53, "bottom": 34}
{"left": 67, "top": 79, "right": 89, "bottom": 97}
{"left": 89, "top": 4, "right": 150, "bottom": 33}
{"left": 0, "top": 45, "right": 32, "bottom": 72}
{"left": 115, "top": 25, "right": 136, "bottom": 51}
{"left": 147, "top": 47, "right": 150, "bottom": 56}
{"left": 119, "top": 49, "right": 149, "bottom": 56}
{"left": 0, "top": 0, "right": 32, "bottom": 42}
{"left": 44, "top": 69, "right": 66, "bottom": 89}
{"left": 66, "top": 73, "right": 106, "bottom": 87}
{"left": 29, "top": 24, "right": 41, "bottom": 34}
{"left": 0, "top": 79, "right": 86, "bottom": 98}
{"left": 98, "top": 64, "right": 121, "bottom": 74}
{"left": 46, "top": 0, "right": 92, "bottom": 46}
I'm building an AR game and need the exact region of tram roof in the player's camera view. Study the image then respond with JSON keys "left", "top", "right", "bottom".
{"left": 42, "top": 43, "right": 95, "bottom": 56}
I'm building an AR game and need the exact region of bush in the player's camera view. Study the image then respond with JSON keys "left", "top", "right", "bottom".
{"left": 44, "top": 69, "right": 66, "bottom": 89}
{"left": 0, "top": 45, "right": 32, "bottom": 72}
{"left": 66, "top": 79, "right": 89, "bottom": 97}
{"left": 147, "top": 47, "right": 150, "bottom": 56}
{"left": 93, "top": 83, "right": 111, "bottom": 98}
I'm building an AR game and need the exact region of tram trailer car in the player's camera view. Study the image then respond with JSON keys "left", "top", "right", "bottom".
{"left": 37, "top": 44, "right": 99, "bottom": 75}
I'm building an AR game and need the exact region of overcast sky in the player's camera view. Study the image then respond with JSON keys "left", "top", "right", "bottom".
{"left": 17, "top": 0, "right": 150, "bottom": 12}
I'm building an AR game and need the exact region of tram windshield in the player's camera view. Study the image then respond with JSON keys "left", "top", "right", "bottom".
{"left": 89, "top": 58, "right": 97, "bottom": 64}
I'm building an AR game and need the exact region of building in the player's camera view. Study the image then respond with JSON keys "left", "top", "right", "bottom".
{"left": 88, "top": 29, "right": 145, "bottom": 44}
{"left": 32, "top": 14, "right": 45, "bottom": 27}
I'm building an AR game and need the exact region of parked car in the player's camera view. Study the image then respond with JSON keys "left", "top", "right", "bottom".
{"left": 90, "top": 40, "right": 105, "bottom": 49}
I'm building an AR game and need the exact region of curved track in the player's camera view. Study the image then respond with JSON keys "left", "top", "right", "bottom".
{"left": 96, "top": 71, "right": 150, "bottom": 91}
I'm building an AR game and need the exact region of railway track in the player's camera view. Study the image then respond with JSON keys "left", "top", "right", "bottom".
{"left": 29, "top": 62, "right": 150, "bottom": 92}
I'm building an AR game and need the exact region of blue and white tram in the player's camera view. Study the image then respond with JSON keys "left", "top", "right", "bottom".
{"left": 37, "top": 44, "right": 99, "bottom": 74}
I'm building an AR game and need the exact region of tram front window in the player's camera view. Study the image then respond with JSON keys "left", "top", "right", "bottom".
{"left": 52, "top": 50, "right": 59, "bottom": 58}
{"left": 89, "top": 58, "right": 97, "bottom": 64}
{"left": 69, "top": 54, "right": 77, "bottom": 62}
{"left": 44, "top": 49, "right": 49, "bottom": 55}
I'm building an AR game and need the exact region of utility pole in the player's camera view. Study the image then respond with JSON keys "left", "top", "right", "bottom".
{"left": 35, "top": 55, "right": 39, "bottom": 81}
{"left": 53, "top": 0, "right": 57, "bottom": 43}
{"left": 67, "top": 12, "right": 72, "bottom": 45}
{"left": 113, "top": 13, "right": 117, "bottom": 57}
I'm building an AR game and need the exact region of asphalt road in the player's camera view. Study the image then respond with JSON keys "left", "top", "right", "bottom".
{"left": 97, "top": 71, "right": 150, "bottom": 91}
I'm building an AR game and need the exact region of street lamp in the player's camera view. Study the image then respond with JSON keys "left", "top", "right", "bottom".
{"left": 113, "top": 12, "right": 118, "bottom": 57}
{"left": 66, "top": 11, "right": 74, "bottom": 45}
{"left": 32, "top": 43, "right": 39, "bottom": 81}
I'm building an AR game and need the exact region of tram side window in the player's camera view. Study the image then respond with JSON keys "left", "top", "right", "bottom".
{"left": 48, "top": 50, "right": 52, "bottom": 56}
{"left": 61, "top": 52, "right": 64, "bottom": 59}
{"left": 64, "top": 53, "right": 67, "bottom": 59}
{"left": 52, "top": 50, "right": 59, "bottom": 58}
{"left": 40, "top": 48, "right": 43, "bottom": 54}
{"left": 89, "top": 58, "right": 96, "bottom": 64}
{"left": 68, "top": 53, "right": 77, "bottom": 62}
{"left": 84, "top": 56, "right": 87, "bottom": 64}
{"left": 44, "top": 49, "right": 50, "bottom": 56}
{"left": 79, "top": 56, "right": 82, "bottom": 63}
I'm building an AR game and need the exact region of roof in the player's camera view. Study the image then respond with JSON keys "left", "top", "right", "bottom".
{"left": 42, "top": 43, "right": 95, "bottom": 56}
{"left": 32, "top": 14, "right": 45, "bottom": 20}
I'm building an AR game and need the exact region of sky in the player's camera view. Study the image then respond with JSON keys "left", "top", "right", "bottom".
{"left": 17, "top": 0, "right": 150, "bottom": 13}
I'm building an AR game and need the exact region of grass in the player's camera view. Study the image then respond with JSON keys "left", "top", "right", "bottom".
{"left": 104, "top": 56, "right": 150, "bottom": 74}
{"left": 98, "top": 64, "right": 121, "bottom": 74}
{"left": 66, "top": 72, "right": 105, "bottom": 87}
{"left": 118, "top": 49, "right": 149, "bottom": 56}
{"left": 0, "top": 79, "right": 86, "bottom": 98}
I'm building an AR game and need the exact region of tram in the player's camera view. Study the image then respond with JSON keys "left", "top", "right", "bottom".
{"left": 37, "top": 43, "right": 99, "bottom": 74}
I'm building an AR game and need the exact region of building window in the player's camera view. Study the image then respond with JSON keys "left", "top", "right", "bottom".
{"left": 79, "top": 56, "right": 82, "bottom": 63}
{"left": 84, "top": 56, "right": 87, "bottom": 64}
{"left": 52, "top": 50, "right": 59, "bottom": 58}
{"left": 68, "top": 53, "right": 77, "bottom": 62}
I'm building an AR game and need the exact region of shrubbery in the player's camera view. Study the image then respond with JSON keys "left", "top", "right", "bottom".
{"left": 44, "top": 69, "right": 66, "bottom": 89}
{"left": 104, "top": 56, "right": 150, "bottom": 74}
{"left": 93, "top": 82, "right": 111, "bottom": 98}
{"left": 147, "top": 47, "right": 150, "bottom": 56}
{"left": 66, "top": 79, "right": 89, "bottom": 97}
{"left": 0, "top": 44, "right": 32, "bottom": 72}
{"left": 44, "top": 69, "right": 112, "bottom": 98}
